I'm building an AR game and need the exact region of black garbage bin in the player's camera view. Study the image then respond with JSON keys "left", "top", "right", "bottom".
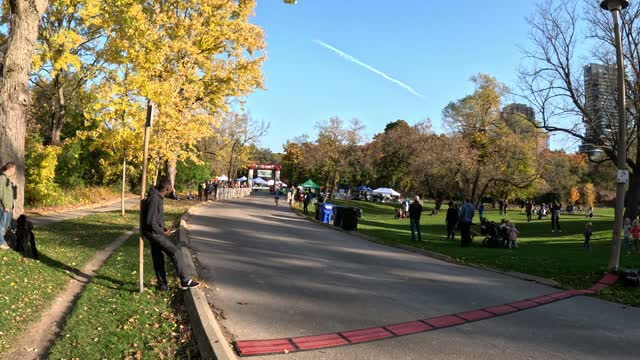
{"left": 341, "top": 207, "right": 359, "bottom": 231}
{"left": 314, "top": 203, "right": 322, "bottom": 221}
{"left": 333, "top": 206, "right": 345, "bottom": 227}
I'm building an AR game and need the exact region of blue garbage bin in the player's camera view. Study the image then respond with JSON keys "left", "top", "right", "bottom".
{"left": 321, "top": 203, "right": 334, "bottom": 223}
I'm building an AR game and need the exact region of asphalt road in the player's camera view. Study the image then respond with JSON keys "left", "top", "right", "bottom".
{"left": 187, "top": 193, "right": 640, "bottom": 360}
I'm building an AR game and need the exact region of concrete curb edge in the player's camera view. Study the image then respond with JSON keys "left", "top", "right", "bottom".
{"left": 290, "top": 207, "right": 560, "bottom": 288}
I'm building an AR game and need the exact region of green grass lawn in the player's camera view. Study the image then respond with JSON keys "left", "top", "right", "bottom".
{"left": 296, "top": 200, "right": 640, "bottom": 306}
{"left": 0, "top": 199, "right": 199, "bottom": 358}
{"left": 0, "top": 211, "right": 137, "bottom": 353}
{"left": 48, "top": 203, "right": 198, "bottom": 359}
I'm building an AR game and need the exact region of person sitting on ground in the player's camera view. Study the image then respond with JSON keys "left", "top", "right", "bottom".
{"left": 394, "top": 208, "right": 402, "bottom": 220}
{"left": 143, "top": 178, "right": 200, "bottom": 291}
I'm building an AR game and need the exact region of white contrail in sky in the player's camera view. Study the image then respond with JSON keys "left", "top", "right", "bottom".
{"left": 314, "top": 40, "right": 423, "bottom": 98}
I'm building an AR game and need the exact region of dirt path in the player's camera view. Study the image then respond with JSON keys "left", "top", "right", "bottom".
{"left": 1, "top": 229, "right": 137, "bottom": 360}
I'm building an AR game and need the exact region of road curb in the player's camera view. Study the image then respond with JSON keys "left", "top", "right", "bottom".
{"left": 290, "top": 207, "right": 560, "bottom": 288}
{"left": 180, "top": 198, "right": 249, "bottom": 360}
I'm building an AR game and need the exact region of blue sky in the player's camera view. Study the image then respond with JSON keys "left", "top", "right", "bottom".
{"left": 245, "top": 0, "right": 572, "bottom": 152}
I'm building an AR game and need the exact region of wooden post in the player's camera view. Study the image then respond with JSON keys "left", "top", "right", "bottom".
{"left": 139, "top": 101, "right": 154, "bottom": 293}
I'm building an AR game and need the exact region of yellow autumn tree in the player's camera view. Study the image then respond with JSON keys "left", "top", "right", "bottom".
{"left": 583, "top": 183, "right": 596, "bottom": 207}
{"left": 569, "top": 186, "right": 580, "bottom": 204}
{"left": 32, "top": 0, "right": 104, "bottom": 145}
{"left": 79, "top": 67, "right": 145, "bottom": 214}
{"left": 96, "top": 0, "right": 265, "bottom": 188}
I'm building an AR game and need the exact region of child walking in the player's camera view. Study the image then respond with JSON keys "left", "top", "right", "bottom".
{"left": 631, "top": 219, "right": 640, "bottom": 253}
{"left": 507, "top": 221, "right": 519, "bottom": 249}
{"left": 583, "top": 222, "right": 593, "bottom": 251}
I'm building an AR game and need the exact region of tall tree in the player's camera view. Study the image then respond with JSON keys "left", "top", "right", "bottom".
{"left": 444, "top": 74, "right": 539, "bottom": 204}
{"left": 31, "top": 0, "right": 104, "bottom": 145}
{"left": 0, "top": 0, "right": 49, "bottom": 216}
{"left": 518, "top": 0, "right": 640, "bottom": 218}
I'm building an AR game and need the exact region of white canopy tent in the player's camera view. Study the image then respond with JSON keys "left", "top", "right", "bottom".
{"left": 253, "top": 177, "right": 268, "bottom": 185}
{"left": 217, "top": 175, "right": 229, "bottom": 181}
{"left": 371, "top": 187, "right": 401, "bottom": 196}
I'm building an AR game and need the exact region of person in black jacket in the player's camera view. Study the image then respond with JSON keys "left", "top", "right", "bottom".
{"left": 445, "top": 201, "right": 458, "bottom": 240}
{"left": 408, "top": 196, "right": 423, "bottom": 242}
{"left": 143, "top": 178, "right": 199, "bottom": 291}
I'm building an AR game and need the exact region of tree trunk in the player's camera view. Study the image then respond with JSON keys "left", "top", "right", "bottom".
{"left": 624, "top": 169, "right": 640, "bottom": 220}
{"left": 167, "top": 158, "right": 177, "bottom": 188}
{"left": 121, "top": 154, "right": 126, "bottom": 216}
{"left": 49, "top": 81, "right": 66, "bottom": 146}
{"left": 434, "top": 198, "right": 443, "bottom": 210}
{"left": 0, "top": 0, "right": 48, "bottom": 217}
{"left": 470, "top": 168, "right": 481, "bottom": 204}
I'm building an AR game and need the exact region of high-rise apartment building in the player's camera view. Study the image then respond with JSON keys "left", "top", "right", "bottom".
{"left": 579, "top": 63, "right": 617, "bottom": 155}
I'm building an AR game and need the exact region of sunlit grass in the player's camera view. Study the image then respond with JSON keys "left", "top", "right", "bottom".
{"left": 295, "top": 200, "right": 640, "bottom": 306}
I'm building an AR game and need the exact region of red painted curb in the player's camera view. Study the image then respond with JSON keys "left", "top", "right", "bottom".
{"left": 234, "top": 274, "right": 618, "bottom": 357}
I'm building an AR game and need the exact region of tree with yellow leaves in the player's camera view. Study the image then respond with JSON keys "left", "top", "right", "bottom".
{"left": 32, "top": 0, "right": 105, "bottom": 145}
{"left": 583, "top": 183, "right": 596, "bottom": 208}
{"left": 96, "top": 0, "right": 266, "bottom": 189}
{"left": 80, "top": 67, "right": 145, "bottom": 215}
{"left": 569, "top": 186, "right": 580, "bottom": 205}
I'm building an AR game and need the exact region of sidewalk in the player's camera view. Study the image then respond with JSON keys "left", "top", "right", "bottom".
{"left": 29, "top": 197, "right": 139, "bottom": 227}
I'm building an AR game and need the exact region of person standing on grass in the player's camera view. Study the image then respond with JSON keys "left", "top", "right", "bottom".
{"left": 583, "top": 222, "right": 593, "bottom": 251}
{"left": 551, "top": 203, "right": 562, "bottom": 233}
{"left": 525, "top": 201, "right": 533, "bottom": 222}
{"left": 459, "top": 198, "right": 475, "bottom": 247}
{"left": 632, "top": 219, "right": 640, "bottom": 253}
{"left": 445, "top": 201, "right": 458, "bottom": 240}
{"left": 303, "top": 192, "right": 312, "bottom": 214}
{"left": 507, "top": 221, "right": 519, "bottom": 249}
{"left": 478, "top": 203, "right": 485, "bottom": 219}
{"left": 197, "top": 182, "right": 204, "bottom": 202}
{"left": 0, "top": 162, "right": 16, "bottom": 250}
{"left": 143, "top": 178, "right": 200, "bottom": 291}
{"left": 408, "top": 196, "right": 423, "bottom": 242}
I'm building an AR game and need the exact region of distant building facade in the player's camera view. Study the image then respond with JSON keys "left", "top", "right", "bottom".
{"left": 579, "top": 63, "right": 617, "bottom": 155}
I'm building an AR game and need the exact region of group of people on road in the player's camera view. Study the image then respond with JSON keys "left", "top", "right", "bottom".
{"left": 197, "top": 180, "right": 219, "bottom": 202}
{"left": 287, "top": 187, "right": 317, "bottom": 215}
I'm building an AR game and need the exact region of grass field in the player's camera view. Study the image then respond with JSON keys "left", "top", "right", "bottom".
{"left": 0, "top": 199, "right": 199, "bottom": 358}
{"left": 0, "top": 211, "right": 137, "bottom": 353}
{"left": 297, "top": 200, "right": 640, "bottom": 306}
{"left": 48, "top": 203, "right": 198, "bottom": 359}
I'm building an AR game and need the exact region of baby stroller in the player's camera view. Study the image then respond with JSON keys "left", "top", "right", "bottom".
{"left": 479, "top": 217, "right": 507, "bottom": 248}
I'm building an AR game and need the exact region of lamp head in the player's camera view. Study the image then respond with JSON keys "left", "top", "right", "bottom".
{"left": 600, "top": 0, "right": 630, "bottom": 11}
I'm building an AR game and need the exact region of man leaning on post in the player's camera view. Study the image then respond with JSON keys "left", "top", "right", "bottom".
{"left": 143, "top": 178, "right": 200, "bottom": 291}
